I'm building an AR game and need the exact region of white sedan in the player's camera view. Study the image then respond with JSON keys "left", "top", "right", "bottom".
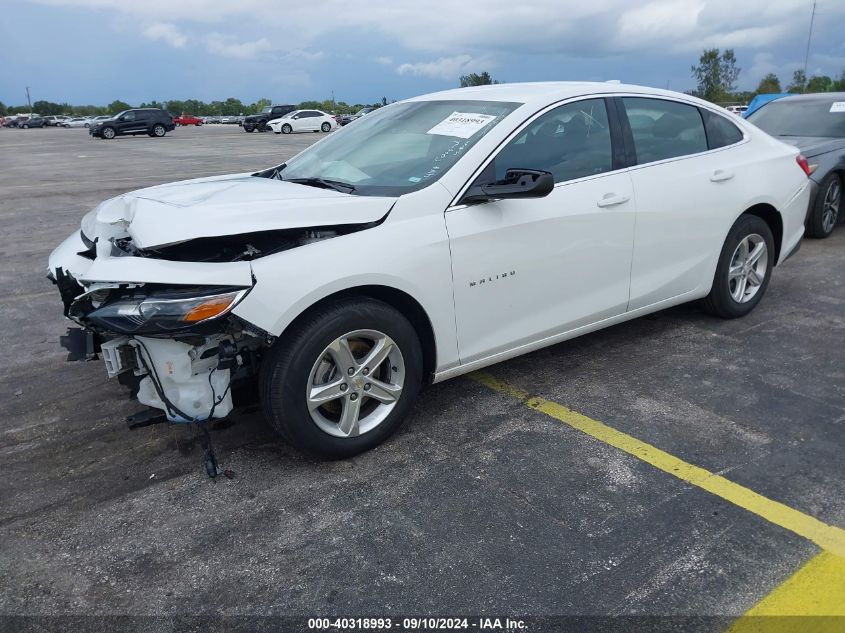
{"left": 63, "top": 117, "right": 93, "bottom": 128}
{"left": 47, "top": 82, "right": 810, "bottom": 462}
{"left": 268, "top": 109, "right": 337, "bottom": 134}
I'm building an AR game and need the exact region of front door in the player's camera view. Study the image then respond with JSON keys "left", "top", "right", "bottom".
{"left": 446, "top": 98, "right": 637, "bottom": 364}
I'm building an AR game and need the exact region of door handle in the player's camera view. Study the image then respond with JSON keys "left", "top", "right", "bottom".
{"left": 710, "top": 169, "right": 735, "bottom": 182}
{"left": 596, "top": 193, "right": 630, "bottom": 208}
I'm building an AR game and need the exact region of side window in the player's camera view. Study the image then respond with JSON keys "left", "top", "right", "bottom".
{"left": 701, "top": 109, "right": 744, "bottom": 149}
{"left": 121, "top": 111, "right": 136, "bottom": 122}
{"left": 492, "top": 98, "right": 613, "bottom": 184}
{"left": 622, "top": 98, "right": 707, "bottom": 164}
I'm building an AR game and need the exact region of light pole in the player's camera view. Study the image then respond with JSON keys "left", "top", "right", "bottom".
{"left": 25, "top": 86, "right": 32, "bottom": 112}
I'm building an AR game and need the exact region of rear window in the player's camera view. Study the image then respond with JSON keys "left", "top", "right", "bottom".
{"left": 623, "top": 97, "right": 708, "bottom": 164}
{"left": 747, "top": 99, "right": 845, "bottom": 138}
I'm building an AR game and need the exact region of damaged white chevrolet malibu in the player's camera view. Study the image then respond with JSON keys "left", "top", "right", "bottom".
{"left": 48, "top": 82, "right": 811, "bottom": 459}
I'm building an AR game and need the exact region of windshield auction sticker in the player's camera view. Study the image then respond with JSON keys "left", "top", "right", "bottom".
{"left": 830, "top": 102, "right": 845, "bottom": 113}
{"left": 427, "top": 112, "right": 497, "bottom": 138}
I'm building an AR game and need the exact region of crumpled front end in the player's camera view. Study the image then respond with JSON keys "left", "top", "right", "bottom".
{"left": 47, "top": 205, "right": 262, "bottom": 424}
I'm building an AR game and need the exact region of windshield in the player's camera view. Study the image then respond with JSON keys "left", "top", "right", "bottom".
{"left": 276, "top": 99, "right": 521, "bottom": 196}
{"left": 261, "top": 106, "right": 273, "bottom": 114}
{"left": 748, "top": 99, "right": 845, "bottom": 138}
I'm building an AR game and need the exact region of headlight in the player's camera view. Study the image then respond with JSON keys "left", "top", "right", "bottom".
{"left": 87, "top": 286, "right": 249, "bottom": 334}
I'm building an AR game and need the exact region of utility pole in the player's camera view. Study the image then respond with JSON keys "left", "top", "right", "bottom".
{"left": 25, "top": 86, "right": 32, "bottom": 112}
{"left": 802, "top": 0, "right": 816, "bottom": 90}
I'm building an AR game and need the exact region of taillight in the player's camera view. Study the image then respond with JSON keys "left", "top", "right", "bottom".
{"left": 796, "top": 154, "right": 811, "bottom": 177}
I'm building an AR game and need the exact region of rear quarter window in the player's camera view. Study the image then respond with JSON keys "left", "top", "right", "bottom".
{"left": 701, "top": 109, "right": 744, "bottom": 149}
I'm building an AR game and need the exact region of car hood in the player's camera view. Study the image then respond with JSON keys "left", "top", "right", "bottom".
{"left": 82, "top": 173, "right": 395, "bottom": 249}
{"left": 774, "top": 136, "right": 845, "bottom": 157}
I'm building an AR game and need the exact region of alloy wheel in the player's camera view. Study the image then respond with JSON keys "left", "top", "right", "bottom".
{"left": 305, "top": 329, "right": 405, "bottom": 438}
{"left": 822, "top": 178, "right": 841, "bottom": 234}
{"left": 728, "top": 233, "right": 768, "bottom": 304}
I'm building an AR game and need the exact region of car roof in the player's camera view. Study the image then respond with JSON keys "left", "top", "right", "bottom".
{"left": 405, "top": 81, "right": 716, "bottom": 109}
{"left": 771, "top": 92, "right": 845, "bottom": 104}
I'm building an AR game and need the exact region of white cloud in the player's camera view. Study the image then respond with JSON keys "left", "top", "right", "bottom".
{"left": 204, "top": 34, "right": 274, "bottom": 59}
{"left": 397, "top": 55, "right": 491, "bottom": 80}
{"left": 30, "top": 0, "right": 845, "bottom": 77}
{"left": 142, "top": 22, "right": 187, "bottom": 48}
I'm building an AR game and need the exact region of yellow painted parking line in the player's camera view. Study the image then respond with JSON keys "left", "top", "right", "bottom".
{"left": 727, "top": 551, "right": 845, "bottom": 630}
{"left": 468, "top": 371, "right": 845, "bottom": 557}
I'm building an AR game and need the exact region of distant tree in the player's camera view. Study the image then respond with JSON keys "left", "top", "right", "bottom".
{"left": 221, "top": 98, "right": 245, "bottom": 115}
{"left": 251, "top": 97, "right": 271, "bottom": 113}
{"left": 806, "top": 75, "right": 833, "bottom": 93}
{"left": 755, "top": 73, "right": 782, "bottom": 94}
{"left": 691, "top": 48, "right": 740, "bottom": 102}
{"left": 381, "top": 96, "right": 388, "bottom": 106}
{"left": 787, "top": 69, "right": 807, "bottom": 93}
{"left": 459, "top": 71, "right": 499, "bottom": 87}
{"left": 833, "top": 70, "right": 845, "bottom": 91}
{"left": 107, "top": 100, "right": 131, "bottom": 113}
{"left": 0, "top": 101, "right": 6, "bottom": 116}
{"left": 32, "top": 100, "right": 64, "bottom": 115}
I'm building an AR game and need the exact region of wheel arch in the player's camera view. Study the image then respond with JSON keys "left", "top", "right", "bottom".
{"left": 742, "top": 203, "right": 783, "bottom": 264}
{"left": 274, "top": 285, "right": 438, "bottom": 382}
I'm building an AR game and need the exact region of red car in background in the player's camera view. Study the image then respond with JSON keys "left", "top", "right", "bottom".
{"left": 172, "top": 113, "right": 203, "bottom": 126}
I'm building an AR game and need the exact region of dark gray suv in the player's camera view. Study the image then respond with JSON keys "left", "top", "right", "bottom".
{"left": 90, "top": 109, "right": 175, "bottom": 139}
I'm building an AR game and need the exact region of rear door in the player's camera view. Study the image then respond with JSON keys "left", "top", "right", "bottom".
{"left": 619, "top": 97, "right": 748, "bottom": 310}
{"left": 446, "top": 97, "right": 637, "bottom": 363}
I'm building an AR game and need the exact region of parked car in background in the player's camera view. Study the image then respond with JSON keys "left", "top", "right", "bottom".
{"left": 91, "top": 115, "right": 113, "bottom": 125}
{"left": 64, "top": 117, "right": 92, "bottom": 128}
{"left": 42, "top": 115, "right": 68, "bottom": 126}
{"left": 48, "top": 82, "right": 810, "bottom": 459}
{"left": 173, "top": 113, "right": 203, "bottom": 126}
{"left": 340, "top": 107, "right": 375, "bottom": 126}
{"left": 20, "top": 117, "right": 47, "bottom": 128}
{"left": 268, "top": 109, "right": 337, "bottom": 134}
{"left": 243, "top": 104, "right": 296, "bottom": 132}
{"left": 90, "top": 108, "right": 175, "bottom": 139}
{"left": 203, "top": 116, "right": 221, "bottom": 124}
{"left": 747, "top": 92, "right": 845, "bottom": 238}
{"left": 2, "top": 117, "right": 21, "bottom": 128}
{"left": 744, "top": 94, "right": 790, "bottom": 118}
{"left": 725, "top": 105, "right": 748, "bottom": 116}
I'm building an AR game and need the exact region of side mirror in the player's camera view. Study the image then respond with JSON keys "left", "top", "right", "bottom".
{"left": 462, "top": 169, "right": 555, "bottom": 204}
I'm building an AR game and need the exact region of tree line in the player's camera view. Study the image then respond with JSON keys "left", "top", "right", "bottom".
{"left": 691, "top": 48, "right": 845, "bottom": 104}
{"left": 0, "top": 96, "right": 390, "bottom": 117}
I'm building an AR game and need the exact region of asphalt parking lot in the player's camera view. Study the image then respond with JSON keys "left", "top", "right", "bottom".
{"left": 1, "top": 125, "right": 843, "bottom": 629}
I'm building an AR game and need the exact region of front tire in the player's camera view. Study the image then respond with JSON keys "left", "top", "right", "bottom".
{"left": 260, "top": 299, "right": 423, "bottom": 458}
{"left": 101, "top": 126, "right": 116, "bottom": 139}
{"left": 703, "top": 214, "right": 774, "bottom": 319}
{"left": 807, "top": 173, "right": 841, "bottom": 239}
{"left": 281, "top": 124, "right": 292, "bottom": 134}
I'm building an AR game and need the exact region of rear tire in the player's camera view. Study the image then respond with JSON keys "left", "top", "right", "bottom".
{"left": 321, "top": 122, "right": 331, "bottom": 132}
{"left": 703, "top": 214, "right": 774, "bottom": 319}
{"left": 152, "top": 124, "right": 166, "bottom": 137}
{"left": 260, "top": 298, "right": 423, "bottom": 458}
{"left": 806, "top": 172, "right": 841, "bottom": 239}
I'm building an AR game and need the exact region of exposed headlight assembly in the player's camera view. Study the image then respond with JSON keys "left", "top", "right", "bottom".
{"left": 87, "top": 286, "right": 249, "bottom": 335}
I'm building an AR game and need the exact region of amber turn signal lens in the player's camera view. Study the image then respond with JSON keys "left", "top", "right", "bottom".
{"left": 182, "top": 296, "right": 235, "bottom": 322}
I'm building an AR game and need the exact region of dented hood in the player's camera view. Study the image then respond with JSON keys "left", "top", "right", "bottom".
{"left": 83, "top": 173, "right": 395, "bottom": 249}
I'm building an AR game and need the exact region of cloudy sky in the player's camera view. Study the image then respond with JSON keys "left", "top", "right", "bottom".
{"left": 2, "top": 0, "right": 844, "bottom": 107}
